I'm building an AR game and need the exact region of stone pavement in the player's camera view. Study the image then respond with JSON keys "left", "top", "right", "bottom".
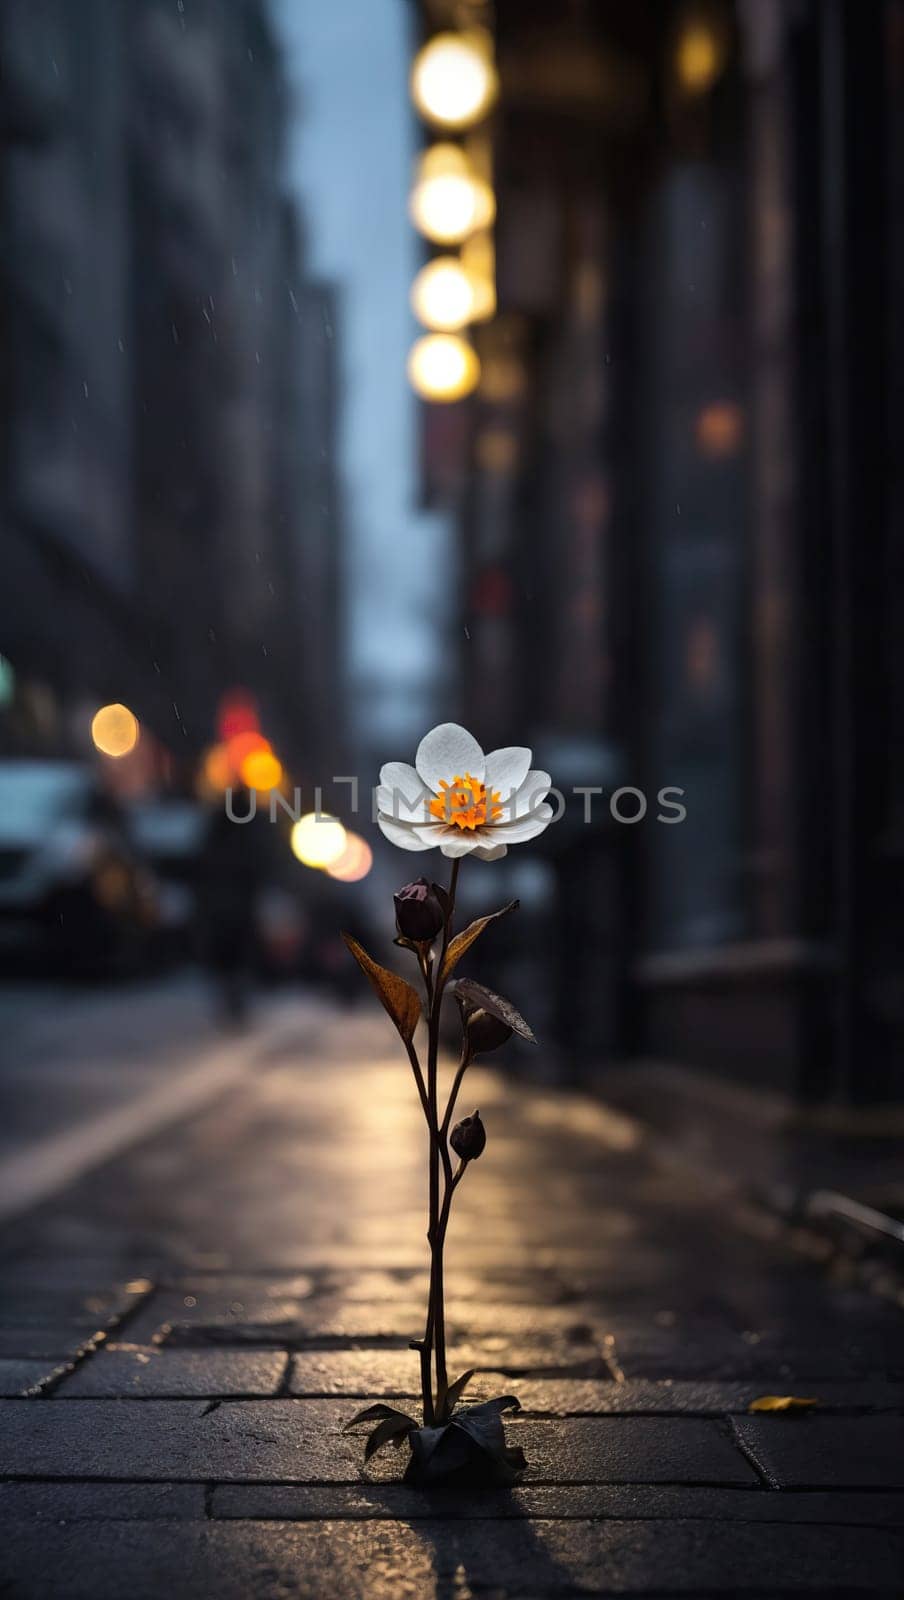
{"left": 0, "top": 1003, "right": 902, "bottom": 1597}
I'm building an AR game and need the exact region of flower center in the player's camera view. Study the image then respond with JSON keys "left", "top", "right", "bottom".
{"left": 429, "top": 773, "right": 503, "bottom": 831}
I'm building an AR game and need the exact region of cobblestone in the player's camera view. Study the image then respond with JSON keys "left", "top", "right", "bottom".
{"left": 0, "top": 1010, "right": 901, "bottom": 1595}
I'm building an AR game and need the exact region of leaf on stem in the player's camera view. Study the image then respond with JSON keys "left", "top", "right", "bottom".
{"left": 439, "top": 1368, "right": 476, "bottom": 1418}
{"left": 452, "top": 978, "right": 537, "bottom": 1043}
{"left": 364, "top": 1414, "right": 417, "bottom": 1460}
{"left": 440, "top": 900, "right": 520, "bottom": 983}
{"left": 341, "top": 933, "right": 421, "bottom": 1043}
{"left": 344, "top": 1403, "right": 418, "bottom": 1431}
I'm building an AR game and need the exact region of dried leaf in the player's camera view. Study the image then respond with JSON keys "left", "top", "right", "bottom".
{"left": 437, "top": 1368, "right": 476, "bottom": 1420}
{"left": 451, "top": 1395, "right": 525, "bottom": 1483}
{"left": 748, "top": 1395, "right": 819, "bottom": 1413}
{"left": 452, "top": 978, "right": 536, "bottom": 1043}
{"left": 365, "top": 1414, "right": 416, "bottom": 1460}
{"left": 440, "top": 901, "right": 519, "bottom": 983}
{"left": 344, "top": 1403, "right": 417, "bottom": 1432}
{"left": 405, "top": 1396, "right": 526, "bottom": 1485}
{"left": 342, "top": 934, "right": 421, "bottom": 1043}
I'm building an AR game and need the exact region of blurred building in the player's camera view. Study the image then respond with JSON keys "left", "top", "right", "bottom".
{"left": 1, "top": 0, "right": 342, "bottom": 779}
{"left": 418, "top": 0, "right": 904, "bottom": 1106}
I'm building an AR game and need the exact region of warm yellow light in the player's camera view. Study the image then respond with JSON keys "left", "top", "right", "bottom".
{"left": 291, "top": 812, "right": 347, "bottom": 869}
{"left": 411, "top": 257, "right": 475, "bottom": 331}
{"left": 91, "top": 702, "right": 139, "bottom": 758}
{"left": 409, "top": 144, "right": 495, "bottom": 245}
{"left": 461, "top": 233, "right": 496, "bottom": 322}
{"left": 696, "top": 399, "right": 744, "bottom": 458}
{"left": 200, "top": 743, "right": 232, "bottom": 794}
{"left": 327, "top": 833, "right": 373, "bottom": 883}
{"left": 411, "top": 31, "right": 498, "bottom": 130}
{"left": 676, "top": 20, "right": 723, "bottom": 93}
{"left": 479, "top": 354, "right": 526, "bottom": 403}
{"left": 408, "top": 334, "right": 480, "bottom": 402}
{"left": 240, "top": 746, "right": 283, "bottom": 791}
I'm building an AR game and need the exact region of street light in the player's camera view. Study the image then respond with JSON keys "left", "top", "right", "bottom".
{"left": 408, "top": 334, "right": 480, "bottom": 402}
{"left": 240, "top": 745, "right": 283, "bottom": 792}
{"left": 409, "top": 144, "right": 495, "bottom": 246}
{"left": 91, "top": 702, "right": 139, "bottom": 758}
{"left": 291, "top": 813, "right": 347, "bottom": 869}
{"left": 461, "top": 231, "right": 496, "bottom": 322}
{"left": 411, "top": 257, "right": 475, "bottom": 331}
{"left": 327, "top": 833, "right": 373, "bottom": 883}
{"left": 411, "top": 31, "right": 498, "bottom": 131}
{"left": 675, "top": 13, "right": 727, "bottom": 94}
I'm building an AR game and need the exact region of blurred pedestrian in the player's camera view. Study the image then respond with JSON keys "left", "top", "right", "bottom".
{"left": 197, "top": 788, "right": 271, "bottom": 1025}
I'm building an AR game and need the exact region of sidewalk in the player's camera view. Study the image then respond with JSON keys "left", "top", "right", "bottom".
{"left": 0, "top": 1004, "right": 902, "bottom": 1597}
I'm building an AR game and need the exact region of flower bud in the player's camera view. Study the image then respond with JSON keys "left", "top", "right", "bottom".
{"left": 393, "top": 877, "right": 445, "bottom": 943}
{"left": 464, "top": 1007, "right": 512, "bottom": 1054}
{"left": 450, "top": 1109, "right": 486, "bottom": 1162}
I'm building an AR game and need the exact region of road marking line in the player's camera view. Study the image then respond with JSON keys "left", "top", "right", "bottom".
{"left": 0, "top": 1006, "right": 301, "bottom": 1224}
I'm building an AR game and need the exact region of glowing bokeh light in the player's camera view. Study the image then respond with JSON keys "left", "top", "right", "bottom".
{"left": 240, "top": 746, "right": 283, "bottom": 791}
{"left": 410, "top": 257, "right": 475, "bottom": 331}
{"left": 201, "top": 743, "right": 232, "bottom": 794}
{"left": 226, "top": 729, "right": 268, "bottom": 773}
{"left": 676, "top": 19, "right": 724, "bottom": 93}
{"left": 91, "top": 702, "right": 139, "bottom": 759}
{"left": 291, "top": 813, "right": 348, "bottom": 869}
{"left": 411, "top": 32, "right": 498, "bottom": 130}
{"left": 409, "top": 144, "right": 495, "bottom": 245}
{"left": 327, "top": 833, "right": 374, "bottom": 883}
{"left": 461, "top": 232, "right": 496, "bottom": 322}
{"left": 217, "top": 688, "right": 259, "bottom": 741}
{"left": 408, "top": 333, "right": 480, "bottom": 402}
{"left": 696, "top": 399, "right": 744, "bottom": 458}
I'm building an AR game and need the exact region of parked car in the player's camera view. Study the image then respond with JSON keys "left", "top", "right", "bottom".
{"left": 0, "top": 760, "right": 157, "bottom": 972}
{"left": 125, "top": 797, "right": 206, "bottom": 963}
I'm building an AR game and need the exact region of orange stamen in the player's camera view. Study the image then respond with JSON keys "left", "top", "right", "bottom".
{"left": 428, "top": 773, "right": 503, "bottom": 831}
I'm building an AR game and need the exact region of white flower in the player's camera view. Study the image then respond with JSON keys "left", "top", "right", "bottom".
{"left": 377, "top": 722, "right": 554, "bottom": 861}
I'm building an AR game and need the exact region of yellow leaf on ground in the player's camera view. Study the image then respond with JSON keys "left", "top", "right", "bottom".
{"left": 748, "top": 1395, "right": 819, "bottom": 1413}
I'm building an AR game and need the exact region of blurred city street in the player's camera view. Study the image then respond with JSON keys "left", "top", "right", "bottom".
{"left": 0, "top": 987, "right": 901, "bottom": 1597}
{"left": 3, "top": 0, "right": 904, "bottom": 1592}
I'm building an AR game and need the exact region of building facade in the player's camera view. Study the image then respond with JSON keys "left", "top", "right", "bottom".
{"left": 1, "top": 0, "right": 341, "bottom": 780}
{"left": 422, "top": 0, "right": 904, "bottom": 1106}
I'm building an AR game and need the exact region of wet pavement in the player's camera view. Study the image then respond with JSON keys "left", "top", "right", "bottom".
{"left": 0, "top": 994, "right": 901, "bottom": 1596}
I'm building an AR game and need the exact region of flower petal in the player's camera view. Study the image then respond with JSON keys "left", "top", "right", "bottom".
{"left": 471, "top": 842, "right": 509, "bottom": 861}
{"left": 377, "top": 787, "right": 432, "bottom": 823}
{"left": 488, "top": 803, "right": 554, "bottom": 843}
{"left": 378, "top": 762, "right": 431, "bottom": 813}
{"left": 437, "top": 832, "right": 484, "bottom": 858}
{"left": 484, "top": 747, "right": 531, "bottom": 802}
{"left": 377, "top": 814, "right": 434, "bottom": 852}
{"left": 415, "top": 723, "right": 485, "bottom": 794}
{"left": 498, "top": 769, "right": 552, "bottom": 820}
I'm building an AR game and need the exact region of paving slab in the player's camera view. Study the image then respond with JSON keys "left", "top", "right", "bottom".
{"left": 0, "top": 1357, "right": 70, "bottom": 1396}
{"left": 0, "top": 1327, "right": 105, "bottom": 1360}
{"left": 0, "top": 1400, "right": 757, "bottom": 1486}
{"left": 604, "top": 1325, "right": 899, "bottom": 1383}
{"left": 1, "top": 1516, "right": 902, "bottom": 1598}
{"left": 0, "top": 1481, "right": 205, "bottom": 1520}
{"left": 734, "top": 1414, "right": 904, "bottom": 1488}
{"left": 210, "top": 1481, "right": 904, "bottom": 1527}
{"left": 504, "top": 1379, "right": 904, "bottom": 1417}
{"left": 56, "top": 1348, "right": 289, "bottom": 1397}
